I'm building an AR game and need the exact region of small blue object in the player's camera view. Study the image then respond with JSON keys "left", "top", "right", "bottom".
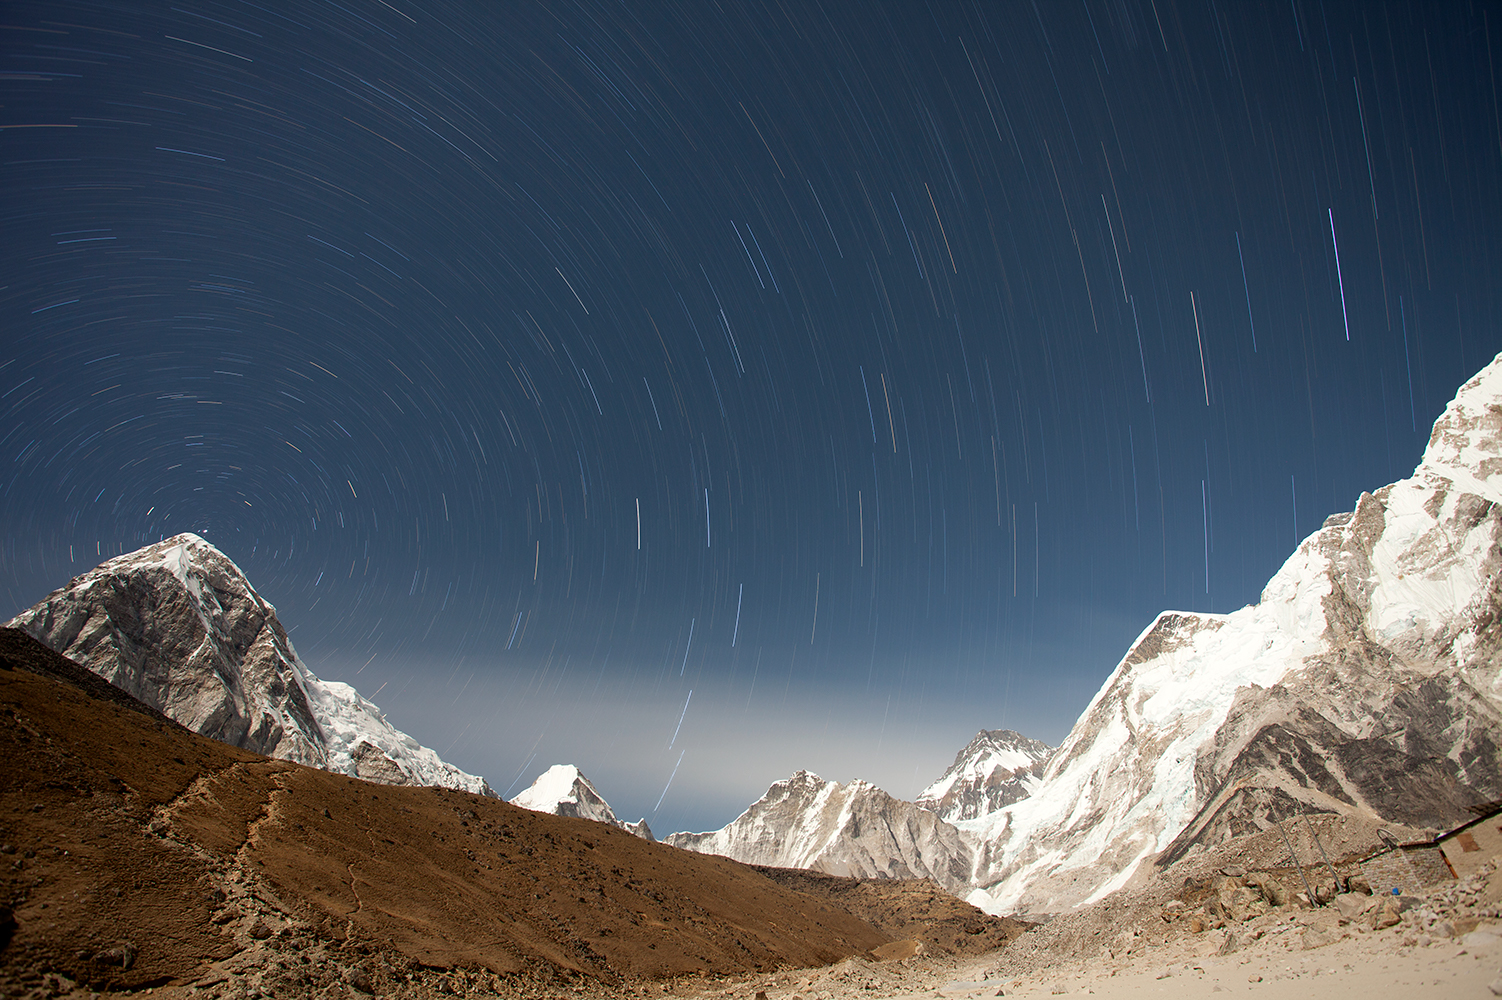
{"left": 1391, "top": 887, "right": 1400, "bottom": 895}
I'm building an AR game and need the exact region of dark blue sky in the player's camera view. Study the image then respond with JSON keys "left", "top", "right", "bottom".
{"left": 3, "top": 1, "right": 1499, "bottom": 833}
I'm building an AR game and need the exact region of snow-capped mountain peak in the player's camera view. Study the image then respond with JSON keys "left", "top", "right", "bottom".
{"left": 648, "top": 355, "right": 1502, "bottom": 919}
{"left": 511, "top": 764, "right": 619, "bottom": 824}
{"left": 510, "top": 763, "right": 654, "bottom": 839}
{"left": 916, "top": 729, "right": 1053, "bottom": 823}
{"left": 7, "top": 533, "right": 491, "bottom": 796}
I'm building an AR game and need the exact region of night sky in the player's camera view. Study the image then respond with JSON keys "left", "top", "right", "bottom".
{"left": 3, "top": 1, "right": 1500, "bottom": 834}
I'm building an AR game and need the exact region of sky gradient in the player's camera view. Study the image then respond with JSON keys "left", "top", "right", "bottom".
{"left": 3, "top": 1, "right": 1501, "bottom": 833}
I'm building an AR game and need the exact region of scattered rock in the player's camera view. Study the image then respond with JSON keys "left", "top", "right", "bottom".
{"left": 92, "top": 941, "right": 136, "bottom": 969}
{"left": 247, "top": 917, "right": 273, "bottom": 940}
{"left": 1248, "top": 974, "right": 1262, "bottom": 983}
{"left": 1219, "top": 866, "right": 1246, "bottom": 878}
{"left": 345, "top": 967, "right": 374, "bottom": 994}
{"left": 1334, "top": 892, "right": 1373, "bottom": 919}
{"left": 1218, "top": 885, "right": 1264, "bottom": 922}
{"left": 1246, "top": 873, "right": 1288, "bottom": 907}
{"left": 1372, "top": 902, "right": 1402, "bottom": 929}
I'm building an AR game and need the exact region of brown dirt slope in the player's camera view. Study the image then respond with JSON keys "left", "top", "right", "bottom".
{"left": 750, "top": 866, "right": 1032, "bottom": 956}
{"left": 0, "top": 625, "right": 178, "bottom": 725}
{"left": 1, "top": 629, "right": 901, "bottom": 989}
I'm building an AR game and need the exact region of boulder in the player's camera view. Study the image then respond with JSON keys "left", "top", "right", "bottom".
{"left": 1334, "top": 892, "right": 1375, "bottom": 919}
{"left": 1247, "top": 873, "right": 1289, "bottom": 907}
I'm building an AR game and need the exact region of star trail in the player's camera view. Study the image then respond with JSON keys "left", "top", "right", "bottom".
{"left": 2, "top": 1, "right": 1500, "bottom": 833}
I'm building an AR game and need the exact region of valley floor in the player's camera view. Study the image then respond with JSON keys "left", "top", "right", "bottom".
{"left": 11, "top": 865, "right": 1498, "bottom": 1000}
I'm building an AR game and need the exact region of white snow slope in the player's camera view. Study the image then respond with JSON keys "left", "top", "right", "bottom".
{"left": 962, "top": 352, "right": 1502, "bottom": 917}
{"left": 8, "top": 533, "right": 491, "bottom": 796}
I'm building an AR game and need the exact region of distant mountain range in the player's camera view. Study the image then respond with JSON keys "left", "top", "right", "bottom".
{"left": 916, "top": 729, "right": 1053, "bottom": 823}
{"left": 13, "top": 352, "right": 1502, "bottom": 919}
{"left": 663, "top": 770, "right": 973, "bottom": 893}
{"left": 593, "top": 352, "right": 1502, "bottom": 917}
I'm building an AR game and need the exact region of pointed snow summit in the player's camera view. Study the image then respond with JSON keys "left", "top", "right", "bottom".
{"left": 7, "top": 533, "right": 491, "bottom": 796}
{"left": 511, "top": 764, "right": 654, "bottom": 839}
{"left": 665, "top": 770, "right": 971, "bottom": 892}
{"left": 916, "top": 729, "right": 1053, "bottom": 823}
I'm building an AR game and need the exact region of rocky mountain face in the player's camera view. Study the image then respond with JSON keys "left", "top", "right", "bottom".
{"left": 961, "top": 353, "right": 1502, "bottom": 917}
{"left": 510, "top": 763, "right": 654, "bottom": 840}
{"left": 6, "top": 533, "right": 492, "bottom": 796}
{"left": 665, "top": 770, "right": 973, "bottom": 893}
{"left": 916, "top": 729, "right": 1053, "bottom": 823}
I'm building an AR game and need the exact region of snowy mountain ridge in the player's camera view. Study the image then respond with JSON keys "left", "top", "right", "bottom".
{"left": 960, "top": 351, "right": 1502, "bottom": 916}
{"left": 665, "top": 769, "right": 972, "bottom": 892}
{"left": 7, "top": 533, "right": 492, "bottom": 796}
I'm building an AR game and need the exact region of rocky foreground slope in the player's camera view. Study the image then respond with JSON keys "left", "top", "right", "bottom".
{"left": 0, "top": 629, "right": 1022, "bottom": 995}
{"left": 6, "top": 533, "right": 490, "bottom": 795}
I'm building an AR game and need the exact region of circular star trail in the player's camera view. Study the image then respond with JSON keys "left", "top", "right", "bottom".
{"left": 2, "top": 2, "right": 1500, "bottom": 831}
